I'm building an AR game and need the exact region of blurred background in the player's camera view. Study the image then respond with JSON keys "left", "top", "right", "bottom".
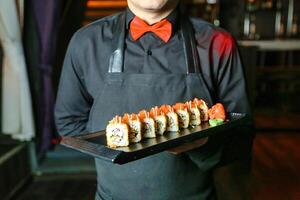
{"left": 0, "top": 0, "right": 299, "bottom": 199}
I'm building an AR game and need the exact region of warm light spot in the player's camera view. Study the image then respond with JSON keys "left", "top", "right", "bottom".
{"left": 87, "top": 0, "right": 127, "bottom": 8}
{"left": 212, "top": 31, "right": 234, "bottom": 59}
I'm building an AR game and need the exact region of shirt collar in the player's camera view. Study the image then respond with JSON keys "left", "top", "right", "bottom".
{"left": 125, "top": 7, "right": 179, "bottom": 32}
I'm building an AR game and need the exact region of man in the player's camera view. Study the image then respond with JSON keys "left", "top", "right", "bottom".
{"left": 55, "top": 0, "right": 254, "bottom": 199}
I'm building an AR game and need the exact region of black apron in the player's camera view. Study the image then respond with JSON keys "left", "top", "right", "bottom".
{"left": 93, "top": 13, "right": 220, "bottom": 200}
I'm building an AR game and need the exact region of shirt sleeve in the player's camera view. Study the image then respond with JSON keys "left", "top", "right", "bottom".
{"left": 215, "top": 34, "right": 251, "bottom": 114}
{"left": 54, "top": 34, "right": 92, "bottom": 136}
{"left": 186, "top": 32, "right": 255, "bottom": 170}
{"left": 214, "top": 34, "right": 255, "bottom": 167}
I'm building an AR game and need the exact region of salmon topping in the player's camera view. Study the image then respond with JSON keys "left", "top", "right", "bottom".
{"left": 208, "top": 103, "right": 226, "bottom": 120}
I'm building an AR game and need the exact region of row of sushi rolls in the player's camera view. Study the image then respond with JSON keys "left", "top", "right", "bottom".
{"left": 106, "top": 98, "right": 226, "bottom": 148}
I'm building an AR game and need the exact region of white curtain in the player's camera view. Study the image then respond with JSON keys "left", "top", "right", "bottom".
{"left": 0, "top": 0, "right": 35, "bottom": 141}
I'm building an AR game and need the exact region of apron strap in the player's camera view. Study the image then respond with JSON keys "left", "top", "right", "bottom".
{"left": 180, "top": 16, "right": 201, "bottom": 74}
{"left": 108, "top": 13, "right": 126, "bottom": 73}
{"left": 108, "top": 11, "right": 201, "bottom": 74}
{"left": 180, "top": 14, "right": 215, "bottom": 105}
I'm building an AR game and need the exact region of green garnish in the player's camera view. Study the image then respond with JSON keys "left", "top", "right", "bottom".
{"left": 209, "top": 119, "right": 224, "bottom": 127}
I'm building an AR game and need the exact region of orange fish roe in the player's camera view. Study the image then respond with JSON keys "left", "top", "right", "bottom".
{"left": 173, "top": 102, "right": 187, "bottom": 111}
{"left": 130, "top": 113, "right": 139, "bottom": 120}
{"left": 150, "top": 106, "right": 164, "bottom": 118}
{"left": 193, "top": 98, "right": 206, "bottom": 107}
{"left": 160, "top": 105, "right": 173, "bottom": 114}
{"left": 185, "top": 101, "right": 197, "bottom": 109}
{"left": 111, "top": 115, "right": 123, "bottom": 124}
{"left": 138, "top": 110, "right": 150, "bottom": 120}
{"left": 122, "top": 113, "right": 131, "bottom": 123}
{"left": 123, "top": 113, "right": 139, "bottom": 123}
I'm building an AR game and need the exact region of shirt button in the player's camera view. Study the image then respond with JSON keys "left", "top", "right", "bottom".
{"left": 147, "top": 50, "right": 152, "bottom": 56}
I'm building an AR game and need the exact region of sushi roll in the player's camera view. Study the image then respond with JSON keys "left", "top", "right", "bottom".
{"left": 173, "top": 103, "right": 190, "bottom": 129}
{"left": 106, "top": 116, "right": 130, "bottom": 148}
{"left": 208, "top": 103, "right": 226, "bottom": 121}
{"left": 193, "top": 98, "right": 209, "bottom": 121}
{"left": 123, "top": 113, "right": 142, "bottom": 143}
{"left": 160, "top": 105, "right": 179, "bottom": 132}
{"left": 186, "top": 101, "right": 201, "bottom": 126}
{"left": 150, "top": 106, "right": 167, "bottom": 135}
{"left": 138, "top": 110, "right": 156, "bottom": 138}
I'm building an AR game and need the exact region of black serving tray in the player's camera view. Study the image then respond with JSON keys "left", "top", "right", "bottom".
{"left": 61, "top": 113, "right": 248, "bottom": 164}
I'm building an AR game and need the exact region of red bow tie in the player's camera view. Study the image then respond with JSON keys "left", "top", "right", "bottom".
{"left": 130, "top": 16, "right": 172, "bottom": 43}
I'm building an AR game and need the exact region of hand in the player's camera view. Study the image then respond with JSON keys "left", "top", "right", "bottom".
{"left": 167, "top": 137, "right": 209, "bottom": 155}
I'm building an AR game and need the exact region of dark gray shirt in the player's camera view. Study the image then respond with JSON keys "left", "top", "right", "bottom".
{"left": 124, "top": 8, "right": 186, "bottom": 73}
